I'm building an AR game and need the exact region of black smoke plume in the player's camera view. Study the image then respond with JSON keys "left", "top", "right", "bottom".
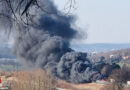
{"left": 0, "top": 0, "right": 118, "bottom": 83}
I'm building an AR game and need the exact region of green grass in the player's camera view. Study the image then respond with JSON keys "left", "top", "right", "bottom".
{"left": 117, "top": 62, "right": 130, "bottom": 68}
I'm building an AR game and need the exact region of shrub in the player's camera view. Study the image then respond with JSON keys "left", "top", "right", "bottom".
{"left": 9, "top": 69, "right": 56, "bottom": 90}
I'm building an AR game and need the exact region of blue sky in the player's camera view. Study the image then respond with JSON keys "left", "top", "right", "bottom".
{"left": 54, "top": 0, "right": 130, "bottom": 44}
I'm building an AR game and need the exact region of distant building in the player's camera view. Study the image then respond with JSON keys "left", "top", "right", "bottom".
{"left": 127, "top": 81, "right": 130, "bottom": 86}
{"left": 110, "top": 79, "right": 115, "bottom": 83}
{"left": 91, "top": 52, "right": 97, "bottom": 55}
{"left": 123, "top": 56, "right": 130, "bottom": 60}
{"left": 96, "top": 80, "right": 109, "bottom": 84}
{"left": 110, "top": 55, "right": 115, "bottom": 58}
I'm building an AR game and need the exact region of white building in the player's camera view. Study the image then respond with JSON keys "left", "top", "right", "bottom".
{"left": 127, "top": 81, "right": 130, "bottom": 86}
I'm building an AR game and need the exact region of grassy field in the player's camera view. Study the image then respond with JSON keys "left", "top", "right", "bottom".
{"left": 117, "top": 62, "right": 130, "bottom": 68}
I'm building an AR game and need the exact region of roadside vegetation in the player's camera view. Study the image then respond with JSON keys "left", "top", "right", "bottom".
{"left": 101, "top": 65, "right": 130, "bottom": 90}
{"left": 0, "top": 69, "right": 56, "bottom": 90}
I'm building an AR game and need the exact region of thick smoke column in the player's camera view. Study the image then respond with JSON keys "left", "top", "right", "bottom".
{"left": 57, "top": 52, "right": 101, "bottom": 83}
{"left": 0, "top": 0, "right": 103, "bottom": 83}
{"left": 14, "top": 28, "right": 102, "bottom": 83}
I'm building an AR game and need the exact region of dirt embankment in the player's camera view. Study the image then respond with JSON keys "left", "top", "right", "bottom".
{"left": 57, "top": 80, "right": 105, "bottom": 90}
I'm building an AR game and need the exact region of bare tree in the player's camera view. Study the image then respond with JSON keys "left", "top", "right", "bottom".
{"left": 0, "top": 0, "right": 77, "bottom": 40}
{"left": 0, "top": 0, "right": 76, "bottom": 25}
{"left": 108, "top": 67, "right": 130, "bottom": 90}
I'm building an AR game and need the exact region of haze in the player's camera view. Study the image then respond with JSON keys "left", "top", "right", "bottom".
{"left": 54, "top": 0, "right": 130, "bottom": 44}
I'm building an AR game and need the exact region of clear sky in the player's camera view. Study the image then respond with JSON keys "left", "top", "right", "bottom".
{"left": 54, "top": 0, "right": 130, "bottom": 44}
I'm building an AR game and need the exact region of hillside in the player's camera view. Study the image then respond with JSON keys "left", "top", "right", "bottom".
{"left": 72, "top": 43, "right": 130, "bottom": 53}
